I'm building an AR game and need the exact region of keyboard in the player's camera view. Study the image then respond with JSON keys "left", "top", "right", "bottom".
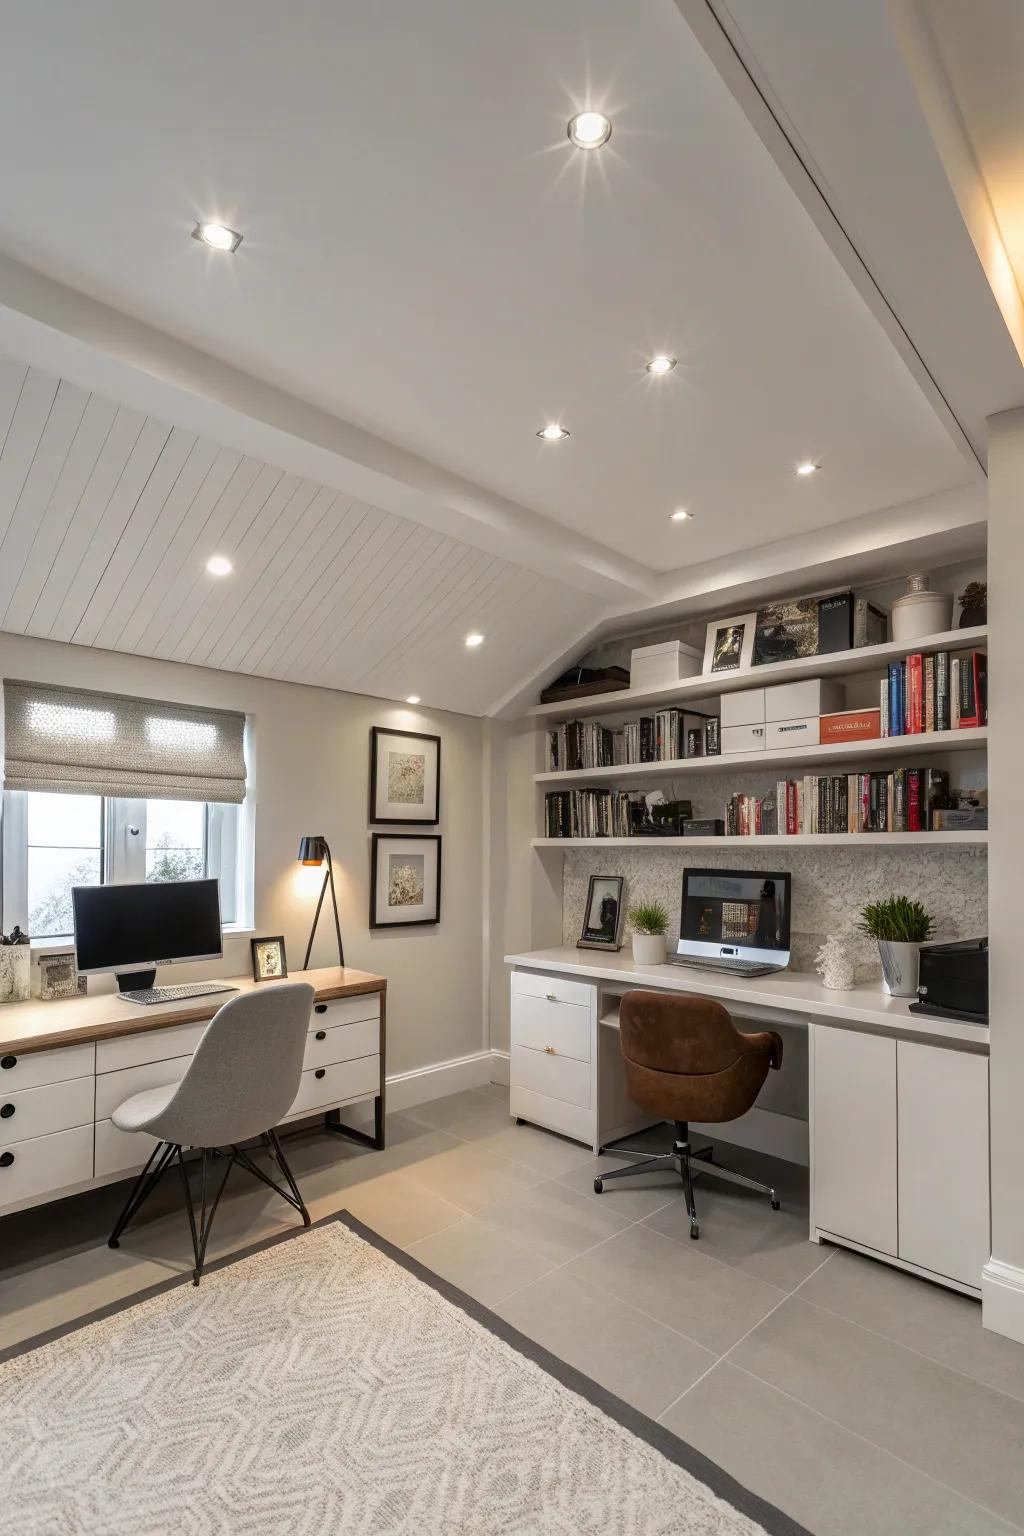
{"left": 119, "top": 981, "right": 239, "bottom": 1007}
{"left": 670, "top": 957, "right": 782, "bottom": 978}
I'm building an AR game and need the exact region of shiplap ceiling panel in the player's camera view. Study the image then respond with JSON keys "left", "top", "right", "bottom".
{"left": 0, "top": 359, "right": 596, "bottom": 713}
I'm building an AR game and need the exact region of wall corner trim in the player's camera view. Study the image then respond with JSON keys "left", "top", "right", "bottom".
{"left": 982, "top": 1257, "right": 1024, "bottom": 1344}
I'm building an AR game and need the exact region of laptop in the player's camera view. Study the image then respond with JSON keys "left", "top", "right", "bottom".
{"left": 671, "top": 868, "right": 791, "bottom": 978}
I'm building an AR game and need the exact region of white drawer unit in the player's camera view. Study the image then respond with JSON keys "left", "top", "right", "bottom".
{"left": 511, "top": 991, "right": 591, "bottom": 1063}
{"left": 0, "top": 1124, "right": 94, "bottom": 1211}
{"left": 94, "top": 1117, "right": 160, "bottom": 1179}
{"left": 311, "top": 994, "right": 381, "bottom": 1028}
{"left": 95, "top": 1055, "right": 192, "bottom": 1121}
{"left": 511, "top": 970, "right": 593, "bottom": 1008}
{"left": 0, "top": 1041, "right": 95, "bottom": 1091}
{"left": 304, "top": 1016, "right": 380, "bottom": 1071}
{"left": 721, "top": 722, "right": 766, "bottom": 754}
{"left": 511, "top": 1044, "right": 590, "bottom": 1109}
{"left": 765, "top": 716, "right": 820, "bottom": 750}
{"left": 285, "top": 1054, "right": 381, "bottom": 1120}
{"left": 812, "top": 1024, "right": 898, "bottom": 1256}
{"left": 96, "top": 1021, "right": 207, "bottom": 1075}
{"left": 0, "top": 1076, "right": 94, "bottom": 1148}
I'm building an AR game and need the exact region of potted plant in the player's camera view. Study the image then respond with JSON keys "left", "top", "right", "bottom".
{"left": 858, "top": 896, "right": 934, "bottom": 998}
{"left": 628, "top": 900, "right": 670, "bottom": 966}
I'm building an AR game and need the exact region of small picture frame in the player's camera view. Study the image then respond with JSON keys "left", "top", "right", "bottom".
{"left": 702, "top": 612, "right": 756, "bottom": 675}
{"left": 251, "top": 936, "right": 288, "bottom": 983}
{"left": 370, "top": 727, "right": 441, "bottom": 825}
{"left": 370, "top": 833, "right": 442, "bottom": 928}
{"left": 577, "top": 874, "right": 626, "bottom": 951}
{"left": 38, "top": 950, "right": 87, "bottom": 1002}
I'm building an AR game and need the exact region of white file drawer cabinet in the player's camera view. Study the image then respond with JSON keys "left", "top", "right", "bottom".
{"left": 813, "top": 1024, "right": 898, "bottom": 1256}
{"left": 285, "top": 1055, "right": 381, "bottom": 1120}
{"left": 311, "top": 994, "right": 381, "bottom": 1028}
{"left": 511, "top": 992, "right": 591, "bottom": 1063}
{"left": 0, "top": 1124, "right": 94, "bottom": 1211}
{"left": 721, "top": 722, "right": 766, "bottom": 754}
{"left": 0, "top": 1041, "right": 94, "bottom": 1091}
{"left": 510, "top": 973, "right": 596, "bottom": 1143}
{"left": 511, "top": 970, "right": 592, "bottom": 1008}
{"left": 304, "top": 1017, "right": 379, "bottom": 1071}
{"left": 511, "top": 1045, "right": 590, "bottom": 1109}
{"left": 95, "top": 1055, "right": 192, "bottom": 1121}
{"left": 0, "top": 1075, "right": 93, "bottom": 1147}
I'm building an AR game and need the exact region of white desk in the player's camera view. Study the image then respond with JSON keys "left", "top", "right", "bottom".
{"left": 504, "top": 947, "right": 989, "bottom": 1298}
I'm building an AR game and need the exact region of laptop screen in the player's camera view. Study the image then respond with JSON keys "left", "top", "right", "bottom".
{"left": 679, "top": 869, "right": 791, "bottom": 961}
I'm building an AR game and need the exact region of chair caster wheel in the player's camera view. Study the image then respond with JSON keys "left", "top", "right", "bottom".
{"left": 689, "top": 1223, "right": 700, "bottom": 1240}
{"left": 771, "top": 1199, "right": 781, "bottom": 1210}
{"left": 594, "top": 1178, "right": 604, "bottom": 1194}
{"left": 108, "top": 1238, "right": 120, "bottom": 1250}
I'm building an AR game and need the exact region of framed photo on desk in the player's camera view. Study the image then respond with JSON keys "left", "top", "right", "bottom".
{"left": 577, "top": 874, "right": 625, "bottom": 951}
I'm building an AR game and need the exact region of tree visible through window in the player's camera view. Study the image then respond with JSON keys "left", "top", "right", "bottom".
{"left": 27, "top": 793, "right": 102, "bottom": 939}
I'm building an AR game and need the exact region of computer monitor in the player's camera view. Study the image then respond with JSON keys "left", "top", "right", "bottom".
{"left": 72, "top": 878, "right": 223, "bottom": 988}
{"left": 677, "top": 868, "right": 791, "bottom": 968}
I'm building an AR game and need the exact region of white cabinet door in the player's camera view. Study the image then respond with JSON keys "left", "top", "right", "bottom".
{"left": 813, "top": 1025, "right": 897, "bottom": 1255}
{"left": 897, "top": 1042, "right": 989, "bottom": 1289}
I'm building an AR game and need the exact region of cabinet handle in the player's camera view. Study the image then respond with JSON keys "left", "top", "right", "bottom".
{"left": 314, "top": 1068, "right": 326, "bottom": 1080}
{"left": 543, "top": 1045, "right": 557, "bottom": 1055}
{"left": 315, "top": 1030, "right": 327, "bottom": 1041}
{"left": 0, "top": 1151, "right": 13, "bottom": 1168}
{"left": 545, "top": 992, "right": 558, "bottom": 1002}
{"left": 314, "top": 1004, "right": 327, "bottom": 1015}
{"left": 0, "top": 1056, "right": 16, "bottom": 1071}
{"left": 0, "top": 1104, "right": 13, "bottom": 1120}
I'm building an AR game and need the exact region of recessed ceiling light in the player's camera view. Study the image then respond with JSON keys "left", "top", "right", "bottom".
{"left": 537, "top": 423, "right": 570, "bottom": 441}
{"left": 567, "top": 111, "right": 612, "bottom": 149}
{"left": 205, "top": 554, "right": 233, "bottom": 576}
{"left": 646, "top": 355, "right": 677, "bottom": 376}
{"left": 796, "top": 461, "right": 819, "bottom": 476}
{"left": 192, "top": 221, "right": 243, "bottom": 253}
{"left": 464, "top": 633, "right": 485, "bottom": 648}
{"left": 669, "top": 508, "right": 692, "bottom": 522}
{"left": 405, "top": 695, "right": 421, "bottom": 705}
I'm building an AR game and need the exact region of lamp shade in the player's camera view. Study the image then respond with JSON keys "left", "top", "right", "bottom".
{"left": 298, "top": 835, "right": 328, "bottom": 866}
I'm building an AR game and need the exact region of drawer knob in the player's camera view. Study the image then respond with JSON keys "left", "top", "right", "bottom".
{"left": 315, "top": 1030, "right": 327, "bottom": 1041}
{"left": 0, "top": 1056, "right": 16, "bottom": 1071}
{"left": 544, "top": 1045, "right": 557, "bottom": 1055}
{"left": 0, "top": 1104, "right": 13, "bottom": 1120}
{"left": 314, "top": 1068, "right": 326, "bottom": 1080}
{"left": 0, "top": 1151, "right": 13, "bottom": 1168}
{"left": 314, "top": 1004, "right": 327, "bottom": 1015}
{"left": 546, "top": 992, "right": 558, "bottom": 1002}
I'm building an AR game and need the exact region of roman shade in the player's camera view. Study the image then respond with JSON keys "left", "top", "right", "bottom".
{"left": 2, "top": 680, "right": 247, "bottom": 804}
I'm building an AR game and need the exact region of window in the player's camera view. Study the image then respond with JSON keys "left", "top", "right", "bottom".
{"left": 1, "top": 792, "right": 249, "bottom": 941}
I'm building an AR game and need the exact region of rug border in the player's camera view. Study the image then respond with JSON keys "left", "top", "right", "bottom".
{"left": 1, "top": 1209, "right": 813, "bottom": 1536}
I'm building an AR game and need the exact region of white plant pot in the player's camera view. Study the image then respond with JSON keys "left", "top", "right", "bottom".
{"left": 632, "top": 933, "right": 667, "bottom": 967}
{"left": 878, "top": 940, "right": 920, "bottom": 999}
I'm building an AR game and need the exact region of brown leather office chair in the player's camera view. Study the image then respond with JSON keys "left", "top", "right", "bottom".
{"left": 593, "top": 990, "right": 783, "bottom": 1240}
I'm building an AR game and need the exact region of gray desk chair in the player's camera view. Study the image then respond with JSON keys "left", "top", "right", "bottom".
{"left": 107, "top": 982, "right": 315, "bottom": 1284}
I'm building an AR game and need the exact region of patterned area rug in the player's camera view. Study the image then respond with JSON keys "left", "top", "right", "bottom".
{"left": 1, "top": 1214, "right": 810, "bottom": 1535}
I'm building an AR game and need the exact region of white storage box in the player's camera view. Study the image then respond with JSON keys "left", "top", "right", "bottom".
{"left": 765, "top": 678, "right": 845, "bottom": 722}
{"left": 722, "top": 722, "right": 766, "bottom": 754}
{"left": 630, "top": 640, "right": 702, "bottom": 691}
{"left": 766, "top": 717, "right": 820, "bottom": 750}
{"left": 720, "top": 687, "right": 766, "bottom": 728}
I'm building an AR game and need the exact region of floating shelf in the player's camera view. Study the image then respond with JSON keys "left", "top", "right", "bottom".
{"left": 532, "top": 832, "right": 988, "bottom": 849}
{"left": 535, "top": 727, "right": 987, "bottom": 785}
{"left": 529, "top": 626, "right": 987, "bottom": 721}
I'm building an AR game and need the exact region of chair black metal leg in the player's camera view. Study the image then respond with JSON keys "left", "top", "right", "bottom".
{"left": 233, "top": 1138, "right": 310, "bottom": 1225}
{"left": 265, "top": 1130, "right": 311, "bottom": 1225}
{"left": 108, "top": 1140, "right": 176, "bottom": 1249}
{"left": 191, "top": 1148, "right": 236, "bottom": 1284}
{"left": 680, "top": 1149, "right": 700, "bottom": 1240}
{"left": 593, "top": 1152, "right": 676, "bottom": 1193}
{"left": 175, "top": 1145, "right": 202, "bottom": 1279}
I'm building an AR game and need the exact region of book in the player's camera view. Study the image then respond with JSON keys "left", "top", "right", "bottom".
{"left": 924, "top": 654, "right": 935, "bottom": 734}
{"left": 820, "top": 708, "right": 881, "bottom": 744}
{"left": 958, "top": 651, "right": 987, "bottom": 728}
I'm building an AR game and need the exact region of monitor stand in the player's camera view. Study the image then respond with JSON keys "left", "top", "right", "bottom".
{"left": 116, "top": 968, "right": 157, "bottom": 994}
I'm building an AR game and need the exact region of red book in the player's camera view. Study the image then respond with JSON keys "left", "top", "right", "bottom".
{"left": 908, "top": 770, "right": 923, "bottom": 831}
{"left": 907, "top": 654, "right": 923, "bottom": 733}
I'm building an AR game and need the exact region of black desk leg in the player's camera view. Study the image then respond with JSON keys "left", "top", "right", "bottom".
{"left": 324, "top": 1095, "right": 386, "bottom": 1151}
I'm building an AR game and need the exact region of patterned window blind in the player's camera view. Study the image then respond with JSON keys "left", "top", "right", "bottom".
{"left": 2, "top": 680, "right": 247, "bottom": 804}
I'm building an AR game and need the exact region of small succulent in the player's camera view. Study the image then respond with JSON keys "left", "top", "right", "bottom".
{"left": 628, "top": 900, "right": 670, "bottom": 937}
{"left": 858, "top": 896, "right": 934, "bottom": 944}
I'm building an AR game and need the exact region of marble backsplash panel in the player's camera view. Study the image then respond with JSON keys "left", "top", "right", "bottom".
{"left": 562, "top": 844, "right": 987, "bottom": 980}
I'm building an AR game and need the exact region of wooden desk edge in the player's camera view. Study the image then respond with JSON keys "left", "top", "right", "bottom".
{"left": 0, "top": 973, "right": 387, "bottom": 1057}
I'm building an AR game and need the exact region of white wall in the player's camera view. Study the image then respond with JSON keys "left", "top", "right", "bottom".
{"left": 0, "top": 632, "right": 485, "bottom": 1078}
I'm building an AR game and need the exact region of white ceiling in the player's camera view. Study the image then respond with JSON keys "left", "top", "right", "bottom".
{"left": 0, "top": 352, "right": 594, "bottom": 715}
{"left": 0, "top": 0, "right": 980, "bottom": 578}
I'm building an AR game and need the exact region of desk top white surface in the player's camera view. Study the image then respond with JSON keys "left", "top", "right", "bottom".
{"left": 504, "top": 947, "right": 988, "bottom": 1047}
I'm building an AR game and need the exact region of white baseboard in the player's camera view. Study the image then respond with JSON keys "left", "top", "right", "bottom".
{"left": 982, "top": 1257, "right": 1024, "bottom": 1343}
{"left": 691, "top": 1105, "right": 809, "bottom": 1167}
{"left": 331, "top": 1049, "right": 497, "bottom": 1132}
{"left": 489, "top": 1048, "right": 510, "bottom": 1087}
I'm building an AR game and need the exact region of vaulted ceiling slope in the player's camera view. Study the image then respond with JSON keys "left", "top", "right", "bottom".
{"left": 0, "top": 353, "right": 595, "bottom": 716}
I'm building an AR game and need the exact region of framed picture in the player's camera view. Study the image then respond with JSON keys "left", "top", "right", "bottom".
{"left": 251, "top": 936, "right": 288, "bottom": 983}
{"left": 370, "top": 834, "right": 441, "bottom": 929}
{"left": 38, "top": 950, "right": 86, "bottom": 1001}
{"left": 370, "top": 727, "right": 440, "bottom": 824}
{"left": 577, "top": 874, "right": 626, "bottom": 951}
{"left": 752, "top": 596, "right": 819, "bottom": 666}
{"left": 702, "top": 613, "right": 756, "bottom": 676}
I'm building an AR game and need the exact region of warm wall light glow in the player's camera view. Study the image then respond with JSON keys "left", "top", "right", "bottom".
{"left": 796, "top": 462, "right": 819, "bottom": 476}
{"left": 464, "top": 633, "right": 485, "bottom": 648}
{"left": 191, "top": 222, "right": 243, "bottom": 253}
{"left": 205, "top": 554, "right": 233, "bottom": 576}
{"left": 405, "top": 695, "right": 421, "bottom": 705}
{"left": 537, "top": 423, "right": 570, "bottom": 441}
{"left": 567, "top": 112, "right": 612, "bottom": 149}
{"left": 669, "top": 508, "right": 692, "bottom": 522}
{"left": 646, "top": 355, "right": 677, "bottom": 376}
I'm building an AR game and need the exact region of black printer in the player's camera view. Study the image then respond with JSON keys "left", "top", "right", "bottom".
{"left": 908, "top": 936, "right": 988, "bottom": 1026}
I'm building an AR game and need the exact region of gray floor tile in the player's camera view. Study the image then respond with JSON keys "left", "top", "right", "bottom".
{"left": 478, "top": 1081, "right": 510, "bottom": 1100}
{"left": 401, "top": 1139, "right": 544, "bottom": 1212}
{"left": 731, "top": 1297, "right": 1024, "bottom": 1527}
{"left": 568, "top": 1221, "right": 786, "bottom": 1355}
{"left": 463, "top": 1121, "right": 597, "bottom": 1177}
{"left": 406, "top": 1216, "right": 559, "bottom": 1306}
{"left": 405, "top": 1089, "right": 509, "bottom": 1132}
{"left": 663, "top": 1361, "right": 1020, "bottom": 1536}
{"left": 557, "top": 1151, "right": 689, "bottom": 1220}
{"left": 799, "top": 1247, "right": 1024, "bottom": 1404}
{"left": 0, "top": 1245, "right": 172, "bottom": 1350}
{"left": 496, "top": 1268, "right": 716, "bottom": 1419}
{"left": 329, "top": 1170, "right": 470, "bottom": 1247}
{"left": 477, "top": 1180, "right": 631, "bottom": 1267}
